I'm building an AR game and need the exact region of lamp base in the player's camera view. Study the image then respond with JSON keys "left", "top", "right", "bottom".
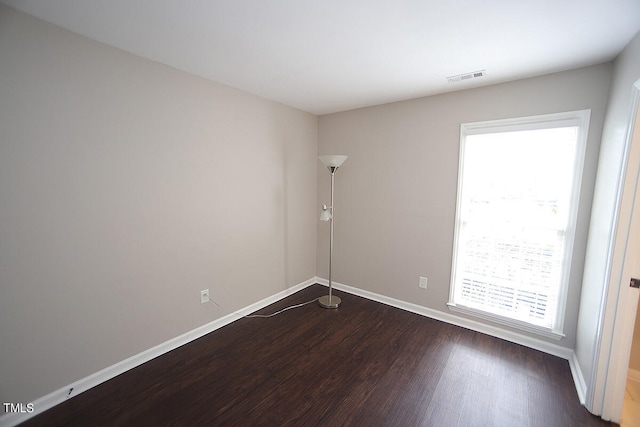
{"left": 318, "top": 295, "right": 341, "bottom": 309}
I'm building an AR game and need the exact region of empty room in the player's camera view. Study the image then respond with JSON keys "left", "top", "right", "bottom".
{"left": 2, "top": 1, "right": 640, "bottom": 426}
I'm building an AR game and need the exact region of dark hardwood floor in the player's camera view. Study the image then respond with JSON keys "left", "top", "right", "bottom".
{"left": 21, "top": 284, "right": 616, "bottom": 426}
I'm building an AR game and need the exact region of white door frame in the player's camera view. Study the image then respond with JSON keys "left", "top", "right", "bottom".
{"left": 591, "top": 79, "right": 640, "bottom": 422}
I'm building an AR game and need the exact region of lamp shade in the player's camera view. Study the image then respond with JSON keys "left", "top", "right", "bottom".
{"left": 319, "top": 155, "right": 348, "bottom": 168}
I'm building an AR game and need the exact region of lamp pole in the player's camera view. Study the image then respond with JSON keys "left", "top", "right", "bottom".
{"left": 323, "top": 167, "right": 338, "bottom": 308}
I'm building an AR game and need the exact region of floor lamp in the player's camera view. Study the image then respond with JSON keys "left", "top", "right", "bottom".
{"left": 319, "top": 155, "right": 348, "bottom": 309}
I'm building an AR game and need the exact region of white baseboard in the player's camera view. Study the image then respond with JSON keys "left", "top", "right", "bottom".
{"left": 0, "top": 277, "right": 316, "bottom": 427}
{"left": 318, "top": 277, "right": 587, "bottom": 402}
{"left": 319, "top": 278, "right": 573, "bottom": 358}
{"left": 570, "top": 351, "right": 587, "bottom": 404}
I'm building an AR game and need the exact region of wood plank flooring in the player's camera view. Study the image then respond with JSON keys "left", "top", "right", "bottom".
{"left": 21, "top": 284, "right": 616, "bottom": 426}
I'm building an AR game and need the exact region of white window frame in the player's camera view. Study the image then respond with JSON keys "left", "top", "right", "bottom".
{"left": 448, "top": 110, "right": 591, "bottom": 340}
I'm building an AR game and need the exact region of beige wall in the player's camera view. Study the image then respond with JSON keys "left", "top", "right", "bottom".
{"left": 318, "top": 63, "right": 612, "bottom": 349}
{"left": 0, "top": 4, "right": 317, "bottom": 404}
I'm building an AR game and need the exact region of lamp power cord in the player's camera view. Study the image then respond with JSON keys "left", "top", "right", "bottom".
{"left": 240, "top": 297, "right": 321, "bottom": 318}
{"left": 205, "top": 296, "right": 322, "bottom": 319}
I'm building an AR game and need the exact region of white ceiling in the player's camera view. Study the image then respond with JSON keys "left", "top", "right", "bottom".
{"left": 3, "top": 0, "right": 640, "bottom": 115}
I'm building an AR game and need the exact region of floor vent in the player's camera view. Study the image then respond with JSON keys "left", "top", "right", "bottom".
{"left": 447, "top": 70, "right": 486, "bottom": 83}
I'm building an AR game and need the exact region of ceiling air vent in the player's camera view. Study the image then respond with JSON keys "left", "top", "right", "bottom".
{"left": 447, "top": 70, "right": 486, "bottom": 83}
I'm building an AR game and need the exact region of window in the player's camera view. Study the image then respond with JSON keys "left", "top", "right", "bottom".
{"left": 448, "top": 110, "right": 590, "bottom": 339}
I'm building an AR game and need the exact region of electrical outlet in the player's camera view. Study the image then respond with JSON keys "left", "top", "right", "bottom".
{"left": 419, "top": 276, "right": 428, "bottom": 289}
{"left": 200, "top": 289, "right": 210, "bottom": 304}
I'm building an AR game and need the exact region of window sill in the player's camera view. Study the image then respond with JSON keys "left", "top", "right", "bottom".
{"left": 447, "top": 303, "right": 566, "bottom": 341}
